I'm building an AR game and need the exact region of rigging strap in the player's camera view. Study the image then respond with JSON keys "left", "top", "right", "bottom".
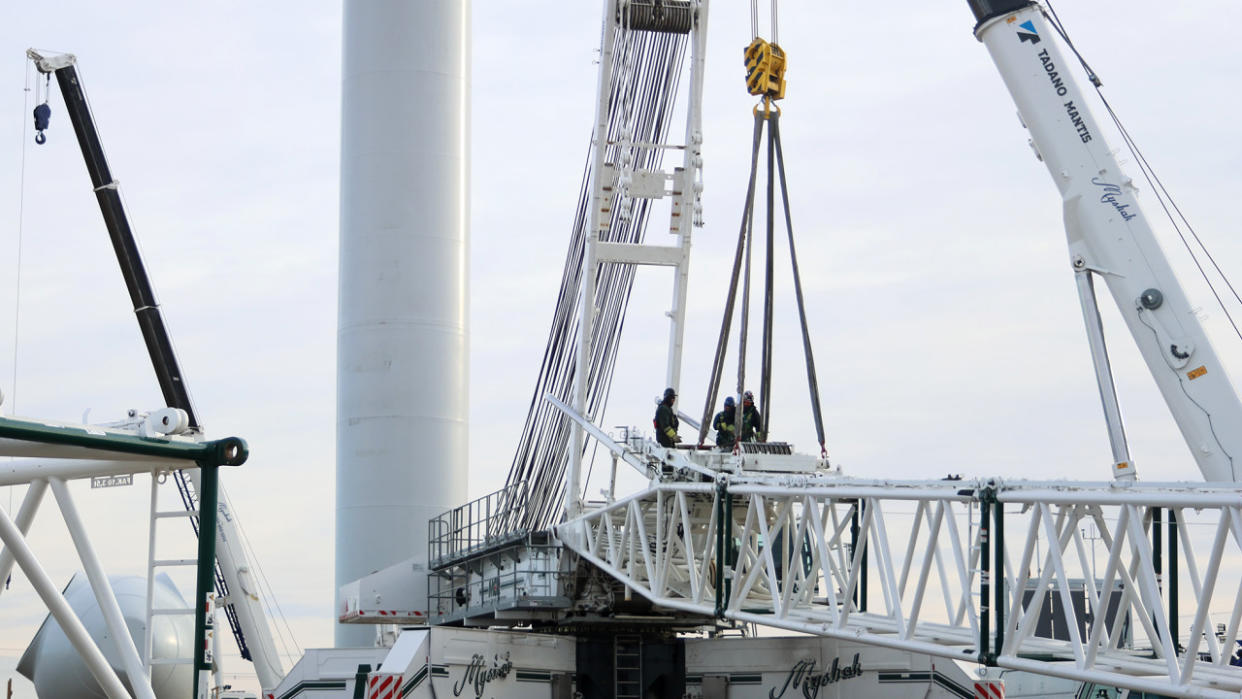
{"left": 698, "top": 103, "right": 829, "bottom": 457}
{"left": 759, "top": 100, "right": 776, "bottom": 436}
{"left": 697, "top": 112, "right": 765, "bottom": 445}
{"left": 771, "top": 113, "right": 828, "bottom": 455}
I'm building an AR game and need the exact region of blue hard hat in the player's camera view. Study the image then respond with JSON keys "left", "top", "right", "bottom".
{"left": 724, "top": 396, "right": 735, "bottom": 408}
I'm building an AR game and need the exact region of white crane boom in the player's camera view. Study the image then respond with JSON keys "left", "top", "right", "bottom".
{"left": 969, "top": 1, "right": 1242, "bottom": 482}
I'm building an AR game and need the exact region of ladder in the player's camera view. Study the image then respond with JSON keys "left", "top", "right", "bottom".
{"left": 614, "top": 635, "right": 643, "bottom": 699}
{"left": 144, "top": 471, "right": 200, "bottom": 677}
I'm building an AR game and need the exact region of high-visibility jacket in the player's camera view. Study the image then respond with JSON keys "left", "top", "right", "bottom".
{"left": 740, "top": 405, "right": 764, "bottom": 442}
{"left": 712, "top": 408, "right": 736, "bottom": 449}
{"left": 654, "top": 402, "right": 679, "bottom": 447}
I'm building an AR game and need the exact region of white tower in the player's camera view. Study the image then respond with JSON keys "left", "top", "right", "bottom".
{"left": 335, "top": 0, "right": 470, "bottom": 646}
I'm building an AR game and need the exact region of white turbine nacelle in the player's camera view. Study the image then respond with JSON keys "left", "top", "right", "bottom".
{"left": 18, "top": 573, "right": 193, "bottom": 699}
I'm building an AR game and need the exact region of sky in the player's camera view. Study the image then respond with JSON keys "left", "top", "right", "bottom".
{"left": 2, "top": 1, "right": 1242, "bottom": 696}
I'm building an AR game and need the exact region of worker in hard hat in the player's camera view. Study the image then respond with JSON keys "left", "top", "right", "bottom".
{"left": 654, "top": 387, "right": 680, "bottom": 447}
{"left": 712, "top": 396, "right": 737, "bottom": 450}
{"left": 739, "top": 390, "right": 765, "bottom": 443}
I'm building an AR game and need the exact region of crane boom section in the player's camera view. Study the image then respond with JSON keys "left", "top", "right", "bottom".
{"left": 27, "top": 49, "right": 286, "bottom": 688}
{"left": 974, "top": 7, "right": 1242, "bottom": 482}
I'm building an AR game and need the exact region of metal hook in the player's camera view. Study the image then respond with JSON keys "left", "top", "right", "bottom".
{"left": 33, "top": 102, "right": 51, "bottom": 145}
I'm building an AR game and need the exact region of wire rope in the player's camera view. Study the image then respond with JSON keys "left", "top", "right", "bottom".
{"left": 9, "top": 58, "right": 39, "bottom": 523}
{"left": 226, "top": 488, "right": 301, "bottom": 664}
{"left": 504, "top": 25, "right": 689, "bottom": 530}
{"left": 771, "top": 0, "right": 779, "bottom": 46}
{"left": 11, "top": 59, "right": 33, "bottom": 421}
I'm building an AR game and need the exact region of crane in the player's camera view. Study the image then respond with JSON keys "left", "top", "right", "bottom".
{"left": 24, "top": 49, "right": 285, "bottom": 694}
{"left": 272, "top": 2, "right": 1242, "bottom": 697}
{"left": 967, "top": 0, "right": 1242, "bottom": 484}
{"left": 548, "top": 2, "right": 1242, "bottom": 698}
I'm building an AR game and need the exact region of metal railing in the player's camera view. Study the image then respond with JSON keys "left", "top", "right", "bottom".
{"left": 428, "top": 532, "right": 565, "bottom": 624}
{"left": 428, "top": 481, "right": 530, "bottom": 569}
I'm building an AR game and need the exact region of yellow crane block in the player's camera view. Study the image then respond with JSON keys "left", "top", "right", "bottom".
{"left": 743, "top": 37, "right": 786, "bottom": 100}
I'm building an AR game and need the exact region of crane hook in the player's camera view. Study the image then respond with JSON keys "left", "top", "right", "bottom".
{"left": 33, "top": 102, "right": 51, "bottom": 144}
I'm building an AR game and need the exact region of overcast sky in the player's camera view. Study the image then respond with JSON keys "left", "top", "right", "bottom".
{"left": 1, "top": 1, "right": 1241, "bottom": 696}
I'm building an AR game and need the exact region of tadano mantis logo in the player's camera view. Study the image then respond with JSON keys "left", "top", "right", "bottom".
{"left": 1016, "top": 20, "right": 1040, "bottom": 44}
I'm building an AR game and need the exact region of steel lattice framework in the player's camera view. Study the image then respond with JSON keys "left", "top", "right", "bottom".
{"left": 557, "top": 474, "right": 1242, "bottom": 698}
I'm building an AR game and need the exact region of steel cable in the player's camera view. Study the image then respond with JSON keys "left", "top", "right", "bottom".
{"left": 1041, "top": 4, "right": 1242, "bottom": 342}
{"left": 504, "top": 26, "right": 689, "bottom": 531}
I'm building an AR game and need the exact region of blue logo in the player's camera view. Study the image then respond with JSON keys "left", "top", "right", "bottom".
{"left": 1017, "top": 20, "right": 1040, "bottom": 44}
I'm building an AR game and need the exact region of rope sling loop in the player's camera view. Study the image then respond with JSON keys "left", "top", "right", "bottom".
{"left": 696, "top": 13, "right": 830, "bottom": 459}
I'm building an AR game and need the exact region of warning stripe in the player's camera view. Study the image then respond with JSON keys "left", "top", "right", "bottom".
{"left": 368, "top": 674, "right": 397, "bottom": 699}
{"left": 973, "top": 681, "right": 1004, "bottom": 699}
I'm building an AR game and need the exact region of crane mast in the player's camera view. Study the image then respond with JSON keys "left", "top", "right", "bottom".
{"left": 968, "top": 1, "right": 1242, "bottom": 482}
{"left": 26, "top": 49, "right": 285, "bottom": 691}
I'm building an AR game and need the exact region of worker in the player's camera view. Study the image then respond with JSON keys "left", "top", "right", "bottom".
{"left": 712, "top": 396, "right": 737, "bottom": 449}
{"left": 654, "top": 387, "right": 680, "bottom": 447}
{"left": 739, "top": 390, "right": 765, "bottom": 442}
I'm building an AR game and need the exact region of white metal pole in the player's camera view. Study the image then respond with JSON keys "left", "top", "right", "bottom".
{"left": 0, "top": 494, "right": 131, "bottom": 699}
{"left": 1074, "top": 270, "right": 1134, "bottom": 480}
{"left": 144, "top": 471, "right": 160, "bottom": 675}
{"left": 0, "top": 458, "right": 185, "bottom": 487}
{"left": 664, "top": 0, "right": 709, "bottom": 391}
{"left": 0, "top": 478, "right": 47, "bottom": 595}
{"left": 49, "top": 477, "right": 157, "bottom": 699}
{"left": 212, "top": 598, "right": 224, "bottom": 696}
{"left": 568, "top": 0, "right": 622, "bottom": 519}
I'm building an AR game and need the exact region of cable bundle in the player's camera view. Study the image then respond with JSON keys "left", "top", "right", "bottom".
{"left": 502, "top": 24, "right": 689, "bottom": 533}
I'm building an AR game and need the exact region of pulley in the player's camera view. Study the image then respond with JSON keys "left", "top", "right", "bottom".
{"left": 744, "top": 37, "right": 786, "bottom": 100}
{"left": 621, "top": 0, "right": 694, "bottom": 34}
{"left": 33, "top": 102, "right": 51, "bottom": 144}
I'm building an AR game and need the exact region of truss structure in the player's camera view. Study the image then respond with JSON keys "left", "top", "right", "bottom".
{"left": 557, "top": 466, "right": 1242, "bottom": 698}
{"left": 0, "top": 411, "right": 246, "bottom": 699}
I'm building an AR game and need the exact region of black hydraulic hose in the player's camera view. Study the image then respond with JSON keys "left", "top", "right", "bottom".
{"left": 771, "top": 114, "right": 828, "bottom": 454}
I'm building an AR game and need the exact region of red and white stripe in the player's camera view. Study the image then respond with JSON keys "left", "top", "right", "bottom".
{"left": 368, "top": 673, "right": 399, "bottom": 699}
{"left": 974, "top": 680, "right": 1005, "bottom": 699}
